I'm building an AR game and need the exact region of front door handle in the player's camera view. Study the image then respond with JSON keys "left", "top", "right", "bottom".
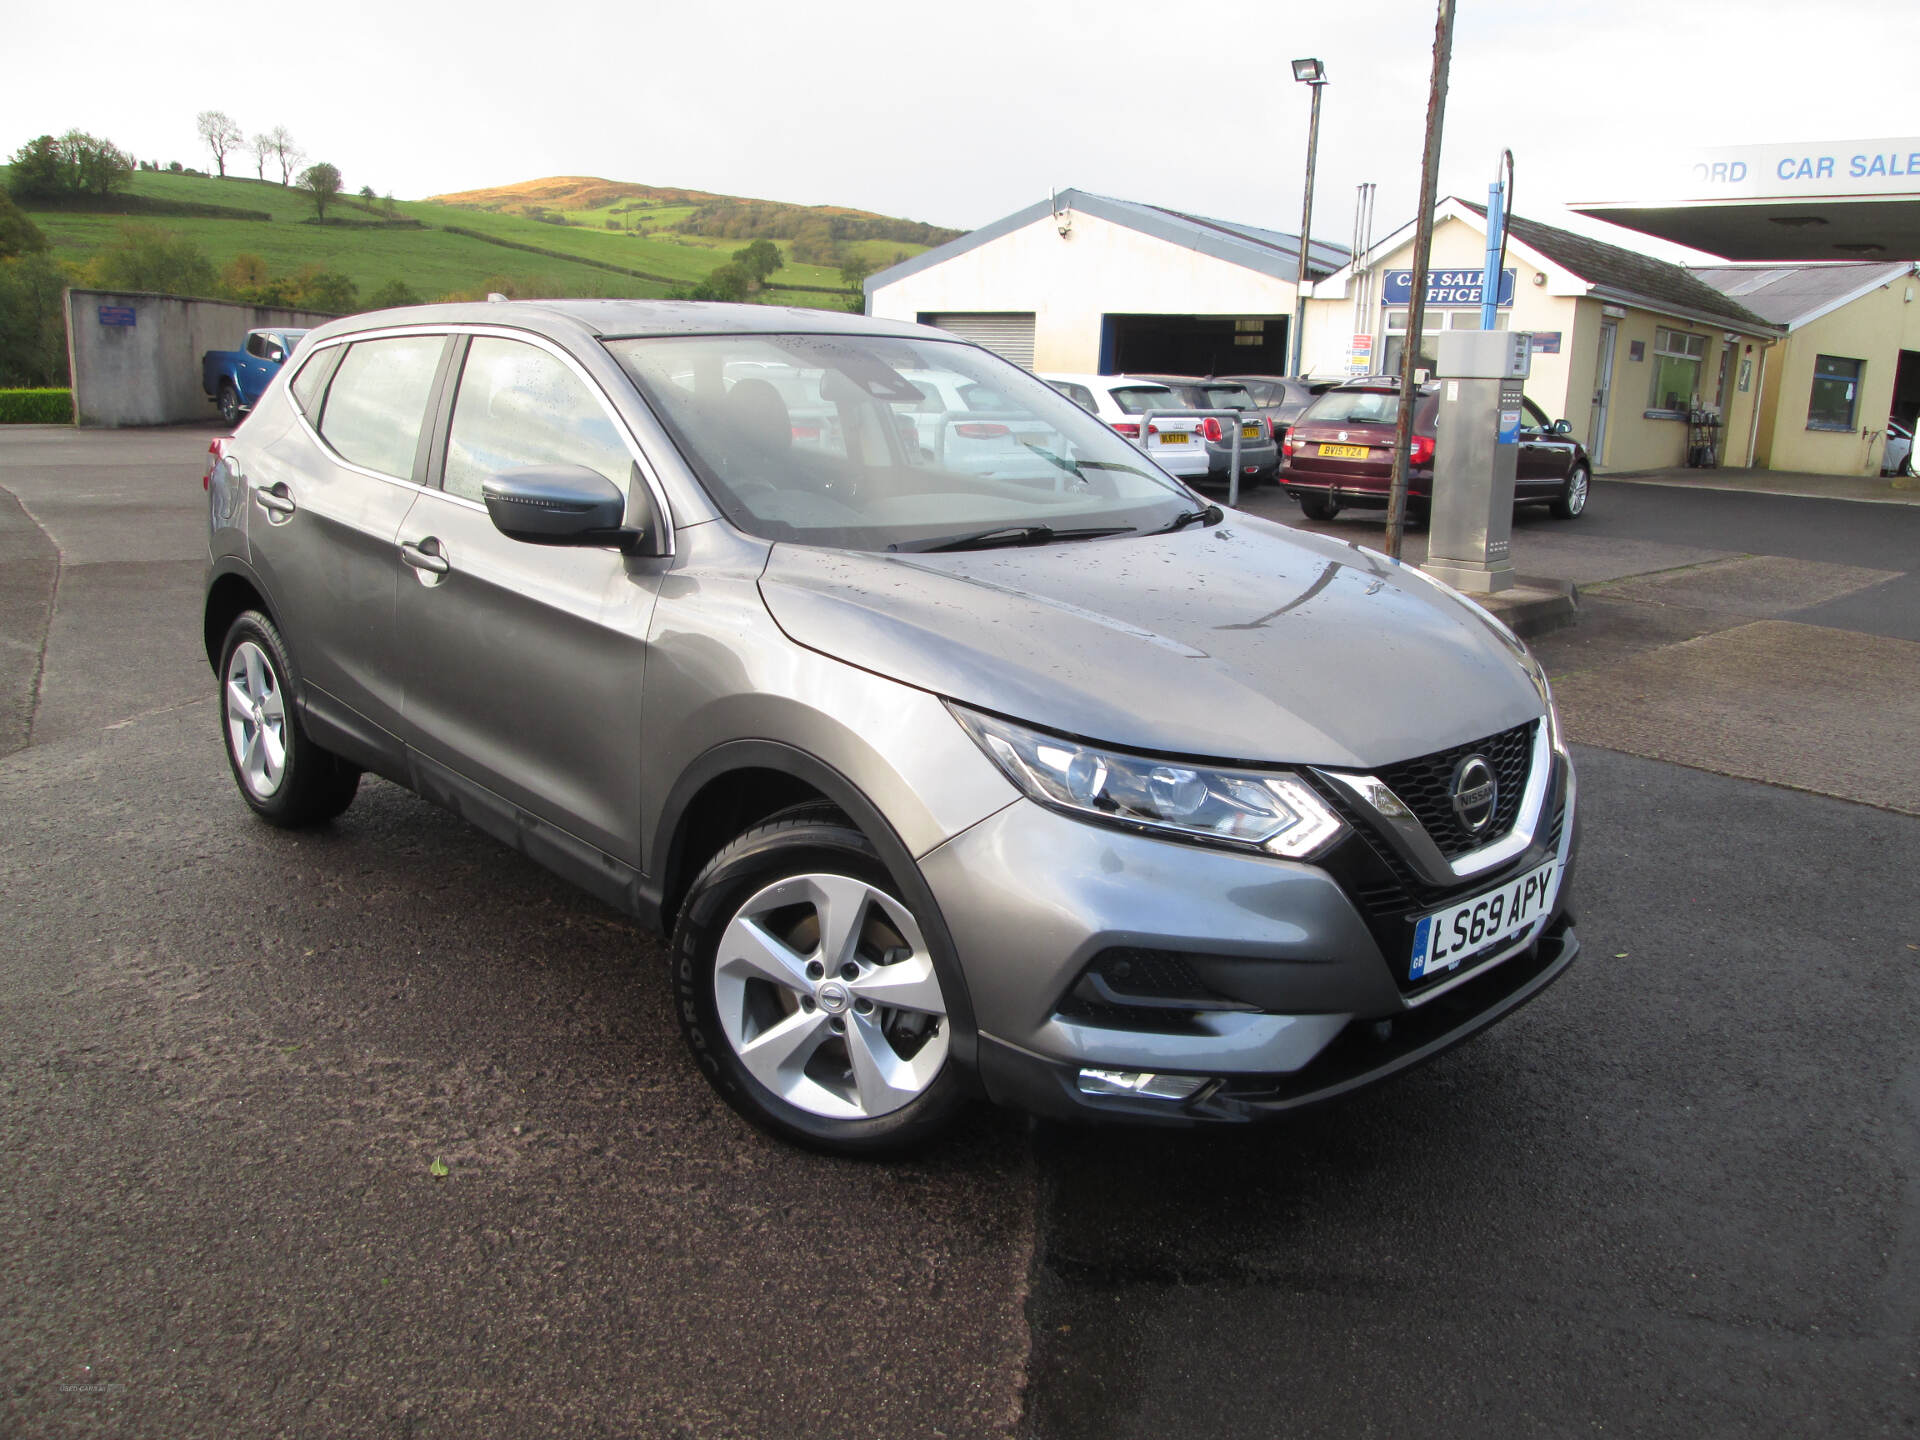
{"left": 399, "top": 538, "right": 450, "bottom": 575}
{"left": 253, "top": 483, "right": 295, "bottom": 518}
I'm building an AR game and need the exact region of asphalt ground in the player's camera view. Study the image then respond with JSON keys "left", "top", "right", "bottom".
{"left": 3, "top": 429, "right": 1916, "bottom": 1437}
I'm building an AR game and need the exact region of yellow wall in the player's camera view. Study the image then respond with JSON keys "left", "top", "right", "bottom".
{"left": 1299, "top": 213, "right": 1769, "bottom": 473}
{"left": 1756, "top": 276, "right": 1920, "bottom": 475}
{"left": 869, "top": 208, "right": 1301, "bottom": 374}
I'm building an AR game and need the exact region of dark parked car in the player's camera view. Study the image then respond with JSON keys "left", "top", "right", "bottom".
{"left": 1280, "top": 377, "right": 1591, "bottom": 522}
{"left": 1214, "top": 375, "right": 1340, "bottom": 450}
{"left": 1131, "top": 375, "right": 1280, "bottom": 485}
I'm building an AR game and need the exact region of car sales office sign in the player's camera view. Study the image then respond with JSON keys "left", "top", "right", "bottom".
{"left": 1383, "top": 269, "right": 1517, "bottom": 308}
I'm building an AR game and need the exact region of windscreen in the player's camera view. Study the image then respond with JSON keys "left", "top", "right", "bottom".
{"left": 1199, "top": 384, "right": 1255, "bottom": 411}
{"left": 1300, "top": 388, "right": 1406, "bottom": 426}
{"left": 605, "top": 334, "right": 1196, "bottom": 551}
{"left": 1109, "top": 385, "right": 1178, "bottom": 415}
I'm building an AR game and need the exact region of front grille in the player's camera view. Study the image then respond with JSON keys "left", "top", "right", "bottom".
{"left": 1308, "top": 766, "right": 1566, "bottom": 996}
{"left": 1375, "top": 722, "right": 1535, "bottom": 858}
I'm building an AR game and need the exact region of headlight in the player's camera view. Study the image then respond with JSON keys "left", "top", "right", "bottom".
{"left": 950, "top": 706, "right": 1346, "bottom": 859}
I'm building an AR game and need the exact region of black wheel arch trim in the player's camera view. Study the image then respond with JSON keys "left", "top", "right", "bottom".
{"left": 651, "top": 737, "right": 981, "bottom": 1075}
{"left": 203, "top": 555, "right": 282, "bottom": 671}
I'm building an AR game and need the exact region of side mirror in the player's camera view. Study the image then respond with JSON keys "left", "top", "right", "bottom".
{"left": 265, "top": 346, "right": 285, "bottom": 363}
{"left": 1551, "top": 419, "right": 1573, "bottom": 435}
{"left": 481, "top": 464, "right": 650, "bottom": 551}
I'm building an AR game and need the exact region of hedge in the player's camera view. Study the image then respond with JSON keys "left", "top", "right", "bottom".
{"left": 0, "top": 389, "right": 74, "bottom": 424}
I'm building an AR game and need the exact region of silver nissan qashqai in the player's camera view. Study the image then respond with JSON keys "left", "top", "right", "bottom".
{"left": 202, "top": 300, "right": 1579, "bottom": 1154}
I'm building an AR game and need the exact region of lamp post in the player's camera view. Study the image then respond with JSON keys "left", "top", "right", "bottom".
{"left": 1289, "top": 57, "right": 1327, "bottom": 377}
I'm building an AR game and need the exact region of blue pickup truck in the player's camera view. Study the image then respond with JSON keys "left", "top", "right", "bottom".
{"left": 203, "top": 328, "right": 309, "bottom": 425}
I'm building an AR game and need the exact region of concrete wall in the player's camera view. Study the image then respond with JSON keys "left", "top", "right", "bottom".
{"left": 868, "top": 209, "right": 1301, "bottom": 374}
{"left": 1755, "top": 277, "right": 1920, "bottom": 475}
{"left": 65, "top": 289, "right": 339, "bottom": 427}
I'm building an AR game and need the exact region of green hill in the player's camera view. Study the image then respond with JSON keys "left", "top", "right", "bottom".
{"left": 7, "top": 169, "right": 954, "bottom": 308}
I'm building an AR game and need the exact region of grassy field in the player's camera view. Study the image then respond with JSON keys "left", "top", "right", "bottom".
{"left": 8, "top": 170, "right": 938, "bottom": 307}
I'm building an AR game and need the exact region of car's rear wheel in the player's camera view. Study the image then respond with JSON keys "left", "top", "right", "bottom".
{"left": 219, "top": 610, "right": 360, "bottom": 827}
{"left": 218, "top": 382, "right": 241, "bottom": 427}
{"left": 1298, "top": 493, "right": 1340, "bottom": 521}
{"left": 672, "top": 805, "right": 966, "bottom": 1154}
{"left": 1552, "top": 462, "right": 1590, "bottom": 519}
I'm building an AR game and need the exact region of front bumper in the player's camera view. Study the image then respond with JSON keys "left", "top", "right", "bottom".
{"left": 919, "top": 750, "right": 1578, "bottom": 1125}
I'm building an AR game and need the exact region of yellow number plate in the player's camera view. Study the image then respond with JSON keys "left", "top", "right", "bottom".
{"left": 1158, "top": 432, "right": 1191, "bottom": 445}
{"left": 1319, "top": 443, "right": 1370, "bottom": 459}
{"left": 1241, "top": 424, "right": 1263, "bottom": 441}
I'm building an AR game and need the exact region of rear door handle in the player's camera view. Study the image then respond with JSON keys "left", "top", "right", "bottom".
{"left": 253, "top": 483, "right": 295, "bottom": 518}
{"left": 399, "top": 538, "right": 450, "bottom": 575}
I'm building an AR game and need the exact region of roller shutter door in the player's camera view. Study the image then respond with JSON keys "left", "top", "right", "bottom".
{"left": 923, "top": 312, "right": 1037, "bottom": 370}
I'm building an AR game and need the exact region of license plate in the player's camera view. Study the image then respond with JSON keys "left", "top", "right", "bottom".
{"left": 1409, "top": 859, "right": 1561, "bottom": 982}
{"left": 1241, "top": 423, "right": 1263, "bottom": 441}
{"left": 1319, "top": 443, "right": 1369, "bottom": 459}
{"left": 1158, "top": 432, "right": 1191, "bottom": 445}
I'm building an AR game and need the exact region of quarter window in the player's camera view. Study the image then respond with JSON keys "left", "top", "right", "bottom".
{"left": 1649, "top": 328, "right": 1708, "bottom": 414}
{"left": 1807, "top": 355, "right": 1863, "bottom": 431}
{"left": 288, "top": 346, "right": 340, "bottom": 418}
{"left": 443, "top": 338, "right": 632, "bottom": 503}
{"left": 316, "top": 335, "right": 446, "bottom": 479}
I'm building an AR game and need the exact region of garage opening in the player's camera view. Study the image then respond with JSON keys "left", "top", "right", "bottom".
{"left": 919, "top": 312, "right": 1036, "bottom": 370}
{"left": 1892, "top": 347, "right": 1920, "bottom": 431}
{"left": 1099, "top": 314, "right": 1290, "bottom": 377}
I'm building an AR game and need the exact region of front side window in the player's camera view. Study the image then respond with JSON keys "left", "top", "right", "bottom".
{"left": 1807, "top": 355, "right": 1863, "bottom": 431}
{"left": 605, "top": 333, "right": 1192, "bottom": 551}
{"left": 443, "top": 337, "right": 632, "bottom": 503}
{"left": 1649, "top": 328, "right": 1708, "bottom": 414}
{"left": 315, "top": 335, "right": 445, "bottom": 480}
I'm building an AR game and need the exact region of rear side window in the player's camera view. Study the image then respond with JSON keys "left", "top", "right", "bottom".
{"left": 1048, "top": 381, "right": 1097, "bottom": 413}
{"left": 442, "top": 337, "right": 631, "bottom": 503}
{"left": 288, "top": 346, "right": 341, "bottom": 418}
{"left": 316, "top": 336, "right": 445, "bottom": 480}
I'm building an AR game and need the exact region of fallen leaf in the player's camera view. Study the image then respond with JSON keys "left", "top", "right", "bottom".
{"left": 429, "top": 1158, "right": 449, "bottom": 1179}
{"left": 1613, "top": 952, "right": 1629, "bottom": 959}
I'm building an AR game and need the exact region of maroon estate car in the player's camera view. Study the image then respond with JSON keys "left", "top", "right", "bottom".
{"left": 1280, "top": 377, "right": 1591, "bottom": 522}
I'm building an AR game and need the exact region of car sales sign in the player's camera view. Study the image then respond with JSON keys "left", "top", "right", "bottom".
{"left": 1383, "top": 269, "right": 1516, "bottom": 309}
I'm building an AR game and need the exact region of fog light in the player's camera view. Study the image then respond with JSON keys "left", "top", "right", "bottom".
{"left": 1077, "top": 1068, "right": 1208, "bottom": 1101}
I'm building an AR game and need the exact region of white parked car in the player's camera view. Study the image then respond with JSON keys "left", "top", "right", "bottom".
{"left": 1882, "top": 419, "right": 1914, "bottom": 477}
{"left": 1039, "top": 373, "right": 1213, "bottom": 481}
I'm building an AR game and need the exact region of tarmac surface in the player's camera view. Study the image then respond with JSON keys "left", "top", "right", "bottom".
{"left": 2, "top": 426, "right": 1916, "bottom": 1438}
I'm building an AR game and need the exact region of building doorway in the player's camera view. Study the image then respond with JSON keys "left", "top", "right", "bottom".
{"left": 1589, "top": 321, "right": 1617, "bottom": 465}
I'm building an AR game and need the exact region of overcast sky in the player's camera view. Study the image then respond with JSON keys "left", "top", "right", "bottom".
{"left": 5, "top": 0, "right": 1912, "bottom": 262}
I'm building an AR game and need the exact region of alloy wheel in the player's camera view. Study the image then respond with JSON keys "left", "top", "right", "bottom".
{"left": 224, "top": 640, "right": 288, "bottom": 799}
{"left": 712, "top": 872, "right": 949, "bottom": 1120}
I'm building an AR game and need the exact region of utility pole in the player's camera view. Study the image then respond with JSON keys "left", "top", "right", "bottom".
{"left": 1384, "top": 0, "right": 1455, "bottom": 560}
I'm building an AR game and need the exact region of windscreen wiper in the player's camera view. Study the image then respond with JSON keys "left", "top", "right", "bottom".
{"left": 1152, "top": 504, "right": 1223, "bottom": 534}
{"left": 904, "top": 523, "right": 1136, "bottom": 553}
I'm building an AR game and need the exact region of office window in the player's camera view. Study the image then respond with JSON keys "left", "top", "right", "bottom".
{"left": 1807, "top": 355, "right": 1863, "bottom": 431}
{"left": 1648, "top": 328, "right": 1707, "bottom": 414}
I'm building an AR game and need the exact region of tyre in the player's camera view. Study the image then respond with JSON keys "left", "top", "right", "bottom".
{"left": 1298, "top": 493, "right": 1340, "bottom": 521}
{"left": 218, "top": 382, "right": 242, "bottom": 427}
{"left": 672, "top": 805, "right": 966, "bottom": 1154}
{"left": 1552, "top": 462, "right": 1590, "bottom": 519}
{"left": 218, "top": 610, "right": 360, "bottom": 828}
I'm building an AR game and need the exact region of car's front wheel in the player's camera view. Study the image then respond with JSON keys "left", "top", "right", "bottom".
{"left": 672, "top": 805, "right": 966, "bottom": 1154}
{"left": 219, "top": 610, "right": 360, "bottom": 827}
{"left": 218, "top": 382, "right": 241, "bottom": 427}
{"left": 1552, "top": 462, "right": 1590, "bottom": 519}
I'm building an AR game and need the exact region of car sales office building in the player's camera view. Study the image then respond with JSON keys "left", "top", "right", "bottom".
{"left": 1296, "top": 197, "right": 1781, "bottom": 473}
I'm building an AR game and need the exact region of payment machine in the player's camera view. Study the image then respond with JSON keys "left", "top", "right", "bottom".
{"left": 1423, "top": 329, "right": 1531, "bottom": 595}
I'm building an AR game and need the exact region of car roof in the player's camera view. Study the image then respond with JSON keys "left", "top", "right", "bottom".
{"left": 299, "top": 299, "right": 945, "bottom": 348}
{"left": 1132, "top": 374, "right": 1255, "bottom": 387}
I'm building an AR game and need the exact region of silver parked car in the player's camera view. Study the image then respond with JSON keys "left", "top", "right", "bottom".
{"left": 203, "top": 300, "right": 1580, "bottom": 1153}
